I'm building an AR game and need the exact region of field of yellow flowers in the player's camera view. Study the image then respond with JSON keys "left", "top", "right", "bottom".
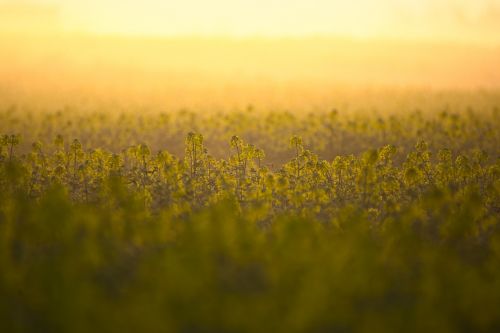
{"left": 1, "top": 90, "right": 500, "bottom": 332}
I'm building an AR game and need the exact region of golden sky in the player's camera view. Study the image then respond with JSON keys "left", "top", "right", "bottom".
{"left": 3, "top": 0, "right": 500, "bottom": 43}
{"left": 1, "top": 0, "right": 499, "bottom": 98}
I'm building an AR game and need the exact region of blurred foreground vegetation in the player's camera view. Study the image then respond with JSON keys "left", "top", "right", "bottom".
{"left": 1, "top": 102, "right": 500, "bottom": 332}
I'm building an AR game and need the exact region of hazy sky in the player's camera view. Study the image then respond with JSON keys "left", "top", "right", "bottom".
{"left": 7, "top": 0, "right": 500, "bottom": 42}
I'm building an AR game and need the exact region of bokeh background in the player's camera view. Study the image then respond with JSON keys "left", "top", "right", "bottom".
{"left": 1, "top": 0, "right": 499, "bottom": 111}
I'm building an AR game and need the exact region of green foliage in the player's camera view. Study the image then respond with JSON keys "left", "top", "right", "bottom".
{"left": 0, "top": 106, "right": 500, "bottom": 332}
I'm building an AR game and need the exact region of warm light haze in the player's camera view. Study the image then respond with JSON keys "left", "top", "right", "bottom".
{"left": 3, "top": 0, "right": 500, "bottom": 43}
{"left": 1, "top": 0, "right": 500, "bottom": 109}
